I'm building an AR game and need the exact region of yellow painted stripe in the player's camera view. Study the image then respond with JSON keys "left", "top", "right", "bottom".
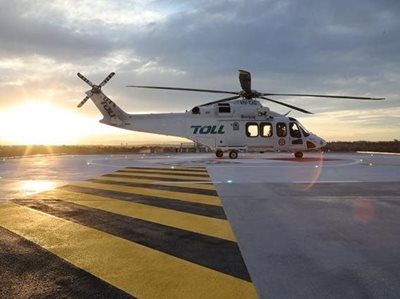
{"left": 170, "top": 167, "right": 209, "bottom": 172}
{"left": 126, "top": 167, "right": 209, "bottom": 172}
{"left": 31, "top": 189, "right": 235, "bottom": 241}
{"left": 73, "top": 181, "right": 221, "bottom": 206}
{"left": 121, "top": 168, "right": 209, "bottom": 176}
{"left": 114, "top": 171, "right": 210, "bottom": 181}
{"left": 0, "top": 203, "right": 258, "bottom": 299}
{"left": 97, "top": 175, "right": 216, "bottom": 191}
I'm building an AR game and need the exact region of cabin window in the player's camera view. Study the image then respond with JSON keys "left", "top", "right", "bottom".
{"left": 276, "top": 122, "right": 287, "bottom": 137}
{"left": 246, "top": 122, "right": 259, "bottom": 137}
{"left": 289, "top": 122, "right": 302, "bottom": 138}
{"left": 260, "top": 122, "right": 273, "bottom": 137}
{"left": 218, "top": 103, "right": 231, "bottom": 113}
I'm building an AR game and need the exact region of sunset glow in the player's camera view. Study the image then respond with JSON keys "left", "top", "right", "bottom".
{"left": 0, "top": 102, "right": 83, "bottom": 145}
{"left": 0, "top": 1, "right": 398, "bottom": 145}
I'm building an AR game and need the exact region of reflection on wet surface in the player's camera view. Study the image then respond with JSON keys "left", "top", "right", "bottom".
{"left": 0, "top": 152, "right": 399, "bottom": 298}
{"left": 1, "top": 152, "right": 399, "bottom": 201}
{"left": 0, "top": 155, "right": 128, "bottom": 200}
{"left": 18, "top": 180, "right": 57, "bottom": 196}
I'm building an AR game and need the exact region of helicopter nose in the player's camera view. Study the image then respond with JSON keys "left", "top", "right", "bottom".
{"left": 319, "top": 138, "right": 327, "bottom": 147}
{"left": 307, "top": 135, "right": 326, "bottom": 149}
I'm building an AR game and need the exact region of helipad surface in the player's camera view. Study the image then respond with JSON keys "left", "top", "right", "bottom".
{"left": 0, "top": 152, "right": 399, "bottom": 298}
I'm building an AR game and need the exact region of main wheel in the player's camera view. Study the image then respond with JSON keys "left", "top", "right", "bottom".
{"left": 229, "top": 150, "right": 238, "bottom": 159}
{"left": 294, "top": 152, "right": 303, "bottom": 158}
{"left": 216, "top": 150, "right": 224, "bottom": 158}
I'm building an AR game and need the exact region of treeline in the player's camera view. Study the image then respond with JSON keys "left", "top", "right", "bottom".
{"left": 0, "top": 141, "right": 399, "bottom": 157}
{"left": 0, "top": 145, "right": 177, "bottom": 157}
{"left": 324, "top": 141, "right": 400, "bottom": 153}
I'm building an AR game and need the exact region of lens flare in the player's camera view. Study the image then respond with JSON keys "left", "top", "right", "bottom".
{"left": 353, "top": 198, "right": 375, "bottom": 223}
{"left": 298, "top": 151, "right": 325, "bottom": 191}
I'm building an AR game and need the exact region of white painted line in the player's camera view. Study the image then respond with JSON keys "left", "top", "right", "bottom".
{"left": 154, "top": 181, "right": 216, "bottom": 184}
{"left": 292, "top": 180, "right": 361, "bottom": 184}
{"left": 206, "top": 159, "right": 361, "bottom": 168}
{"left": 358, "top": 151, "right": 400, "bottom": 156}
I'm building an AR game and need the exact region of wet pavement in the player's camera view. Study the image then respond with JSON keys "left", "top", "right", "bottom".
{"left": 0, "top": 152, "right": 399, "bottom": 298}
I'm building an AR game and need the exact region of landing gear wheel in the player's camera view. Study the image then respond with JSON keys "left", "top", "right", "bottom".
{"left": 294, "top": 152, "right": 303, "bottom": 158}
{"left": 229, "top": 150, "right": 238, "bottom": 159}
{"left": 216, "top": 150, "right": 224, "bottom": 158}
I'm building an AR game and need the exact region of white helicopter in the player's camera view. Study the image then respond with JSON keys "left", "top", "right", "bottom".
{"left": 77, "top": 70, "right": 384, "bottom": 159}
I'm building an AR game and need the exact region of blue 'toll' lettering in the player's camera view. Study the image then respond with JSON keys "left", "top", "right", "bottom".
{"left": 191, "top": 125, "right": 224, "bottom": 134}
{"left": 191, "top": 125, "right": 201, "bottom": 134}
{"left": 200, "top": 126, "right": 212, "bottom": 134}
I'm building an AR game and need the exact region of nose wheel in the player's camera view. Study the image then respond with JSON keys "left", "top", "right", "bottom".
{"left": 294, "top": 152, "right": 303, "bottom": 158}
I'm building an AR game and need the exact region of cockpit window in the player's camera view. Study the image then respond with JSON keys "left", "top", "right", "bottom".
{"left": 298, "top": 123, "right": 310, "bottom": 137}
{"left": 289, "top": 122, "right": 302, "bottom": 138}
{"left": 276, "top": 122, "right": 287, "bottom": 137}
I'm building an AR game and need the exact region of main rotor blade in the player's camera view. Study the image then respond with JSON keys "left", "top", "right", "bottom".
{"left": 238, "top": 70, "right": 251, "bottom": 94}
{"left": 99, "top": 72, "right": 115, "bottom": 87}
{"left": 262, "top": 93, "right": 384, "bottom": 100}
{"left": 200, "top": 95, "right": 241, "bottom": 107}
{"left": 259, "top": 96, "right": 313, "bottom": 114}
{"left": 77, "top": 73, "right": 94, "bottom": 87}
{"left": 126, "top": 85, "right": 238, "bottom": 95}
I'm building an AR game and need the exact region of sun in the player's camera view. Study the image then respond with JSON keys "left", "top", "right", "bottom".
{"left": 0, "top": 101, "right": 83, "bottom": 145}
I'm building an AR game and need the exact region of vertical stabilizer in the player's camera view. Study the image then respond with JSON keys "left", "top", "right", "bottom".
{"left": 88, "top": 91, "right": 129, "bottom": 126}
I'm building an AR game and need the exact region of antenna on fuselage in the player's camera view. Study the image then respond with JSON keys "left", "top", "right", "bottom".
{"left": 284, "top": 110, "right": 292, "bottom": 116}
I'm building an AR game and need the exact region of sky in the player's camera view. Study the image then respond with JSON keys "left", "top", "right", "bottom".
{"left": 0, "top": 0, "right": 399, "bottom": 145}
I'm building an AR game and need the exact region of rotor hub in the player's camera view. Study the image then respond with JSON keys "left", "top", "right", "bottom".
{"left": 91, "top": 85, "right": 101, "bottom": 93}
{"left": 239, "top": 90, "right": 261, "bottom": 99}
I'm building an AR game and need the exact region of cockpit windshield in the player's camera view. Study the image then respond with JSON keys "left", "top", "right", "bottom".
{"left": 298, "top": 123, "right": 310, "bottom": 137}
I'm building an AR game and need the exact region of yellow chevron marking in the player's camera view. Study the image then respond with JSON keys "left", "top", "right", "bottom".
{"left": 124, "top": 167, "right": 208, "bottom": 173}
{"left": 0, "top": 203, "right": 258, "bottom": 299}
{"left": 120, "top": 168, "right": 209, "bottom": 176}
{"left": 114, "top": 171, "right": 210, "bottom": 181}
{"left": 72, "top": 181, "right": 221, "bottom": 206}
{"left": 31, "top": 190, "right": 235, "bottom": 241}
{"left": 97, "top": 175, "right": 216, "bottom": 191}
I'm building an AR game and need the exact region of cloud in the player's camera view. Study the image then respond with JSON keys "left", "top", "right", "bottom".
{"left": 22, "top": 0, "right": 168, "bottom": 28}
{"left": 126, "top": 0, "right": 400, "bottom": 75}
{"left": 0, "top": 0, "right": 399, "bottom": 143}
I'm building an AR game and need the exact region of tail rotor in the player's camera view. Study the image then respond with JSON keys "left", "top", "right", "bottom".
{"left": 77, "top": 72, "right": 115, "bottom": 108}
{"left": 77, "top": 95, "right": 90, "bottom": 108}
{"left": 99, "top": 72, "right": 115, "bottom": 87}
{"left": 77, "top": 72, "right": 94, "bottom": 87}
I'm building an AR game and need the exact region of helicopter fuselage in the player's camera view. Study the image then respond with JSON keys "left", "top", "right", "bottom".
{"left": 77, "top": 71, "right": 382, "bottom": 159}
{"left": 109, "top": 99, "right": 326, "bottom": 155}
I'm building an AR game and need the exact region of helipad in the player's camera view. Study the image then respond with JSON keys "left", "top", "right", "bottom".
{"left": 0, "top": 152, "right": 399, "bottom": 298}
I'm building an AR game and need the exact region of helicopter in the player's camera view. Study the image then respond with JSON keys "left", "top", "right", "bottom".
{"left": 77, "top": 70, "right": 384, "bottom": 159}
